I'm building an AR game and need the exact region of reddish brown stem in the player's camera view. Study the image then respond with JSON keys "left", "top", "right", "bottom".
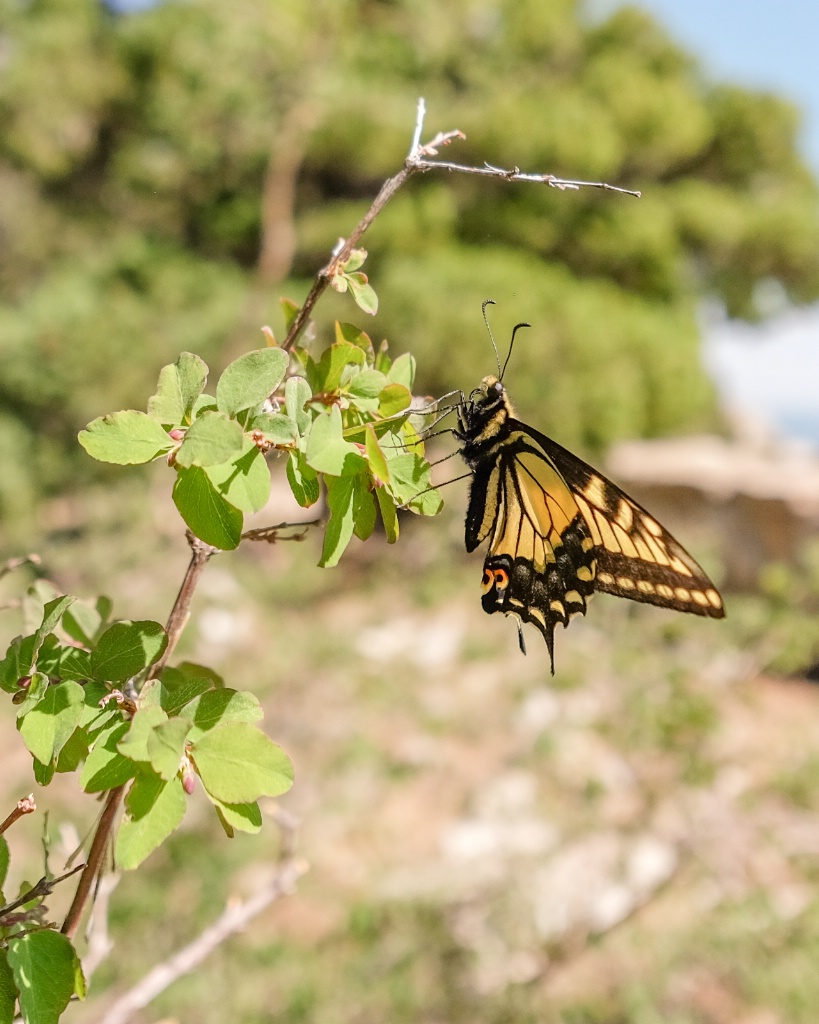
{"left": 0, "top": 795, "right": 36, "bottom": 836}
{"left": 61, "top": 786, "right": 125, "bottom": 939}
{"left": 61, "top": 533, "right": 217, "bottom": 938}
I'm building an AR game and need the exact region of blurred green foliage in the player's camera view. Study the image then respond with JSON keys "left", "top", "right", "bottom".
{"left": 1, "top": 0, "right": 818, "bottom": 530}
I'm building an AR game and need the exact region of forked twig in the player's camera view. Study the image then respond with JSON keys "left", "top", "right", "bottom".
{"left": 282, "top": 97, "right": 639, "bottom": 352}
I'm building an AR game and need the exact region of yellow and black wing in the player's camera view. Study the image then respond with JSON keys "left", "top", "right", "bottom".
{"left": 461, "top": 392, "right": 723, "bottom": 670}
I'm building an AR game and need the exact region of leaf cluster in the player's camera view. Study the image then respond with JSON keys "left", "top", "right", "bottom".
{"left": 78, "top": 320, "right": 442, "bottom": 564}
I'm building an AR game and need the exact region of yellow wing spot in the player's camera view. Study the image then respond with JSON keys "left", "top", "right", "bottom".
{"left": 583, "top": 475, "right": 608, "bottom": 509}
{"left": 669, "top": 556, "right": 693, "bottom": 578}
{"left": 593, "top": 511, "right": 620, "bottom": 553}
{"left": 581, "top": 537, "right": 595, "bottom": 552}
{"left": 706, "top": 589, "right": 723, "bottom": 609}
{"left": 656, "top": 584, "right": 674, "bottom": 599}
{"left": 641, "top": 532, "right": 671, "bottom": 566}
{"left": 637, "top": 580, "right": 655, "bottom": 595}
{"left": 642, "top": 516, "right": 663, "bottom": 537}
{"left": 615, "top": 500, "right": 633, "bottom": 531}
{"left": 613, "top": 523, "right": 639, "bottom": 559}
{"left": 575, "top": 496, "right": 603, "bottom": 545}
{"left": 616, "top": 576, "right": 635, "bottom": 590}
{"left": 565, "top": 590, "right": 584, "bottom": 605}
{"left": 550, "top": 600, "right": 565, "bottom": 615}
{"left": 576, "top": 565, "right": 594, "bottom": 582}
{"left": 509, "top": 597, "right": 524, "bottom": 608}
{"left": 632, "top": 535, "right": 655, "bottom": 562}
{"left": 597, "top": 572, "right": 615, "bottom": 585}
{"left": 675, "top": 587, "right": 691, "bottom": 602}
{"left": 691, "top": 590, "right": 709, "bottom": 607}
{"left": 529, "top": 607, "right": 546, "bottom": 626}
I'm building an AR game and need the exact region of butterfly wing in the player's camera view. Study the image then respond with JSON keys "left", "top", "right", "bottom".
{"left": 466, "top": 419, "right": 724, "bottom": 671}
{"left": 523, "top": 422, "right": 725, "bottom": 619}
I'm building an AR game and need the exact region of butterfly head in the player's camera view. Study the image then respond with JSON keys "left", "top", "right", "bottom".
{"left": 459, "top": 375, "right": 517, "bottom": 446}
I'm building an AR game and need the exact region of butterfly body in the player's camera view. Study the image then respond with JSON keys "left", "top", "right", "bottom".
{"left": 455, "top": 375, "right": 724, "bottom": 670}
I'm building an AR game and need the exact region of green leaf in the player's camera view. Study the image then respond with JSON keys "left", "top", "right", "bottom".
{"left": 247, "top": 412, "right": 298, "bottom": 446}
{"left": 80, "top": 721, "right": 139, "bottom": 792}
{"left": 346, "top": 369, "right": 387, "bottom": 401}
{"left": 335, "top": 322, "right": 374, "bottom": 355}
{"left": 35, "top": 640, "right": 92, "bottom": 682}
{"left": 408, "top": 486, "right": 444, "bottom": 516}
{"left": 116, "top": 705, "right": 168, "bottom": 762}
{"left": 286, "top": 451, "right": 320, "bottom": 508}
{"left": 280, "top": 297, "right": 300, "bottom": 332}
{"left": 216, "top": 348, "right": 288, "bottom": 417}
{"left": 18, "top": 680, "right": 85, "bottom": 765}
{"left": 33, "top": 757, "right": 55, "bottom": 786}
{"left": 13, "top": 672, "right": 49, "bottom": 718}
{"left": 90, "top": 620, "right": 167, "bottom": 682}
{"left": 210, "top": 798, "right": 262, "bottom": 837}
{"left": 191, "top": 394, "right": 218, "bottom": 418}
{"left": 78, "top": 411, "right": 174, "bottom": 465}
{"left": 8, "top": 930, "right": 84, "bottom": 1024}
{"left": 62, "top": 596, "right": 111, "bottom": 648}
{"left": 0, "top": 837, "right": 9, "bottom": 892}
{"left": 175, "top": 411, "right": 244, "bottom": 468}
{"left": 192, "top": 723, "right": 293, "bottom": 803}
{"left": 306, "top": 406, "right": 366, "bottom": 476}
{"left": 387, "top": 352, "right": 416, "bottom": 390}
{"left": 345, "top": 272, "right": 378, "bottom": 315}
{"left": 385, "top": 452, "right": 434, "bottom": 505}
{"left": 319, "top": 475, "right": 356, "bottom": 568}
{"left": 364, "top": 424, "right": 390, "bottom": 485}
{"left": 172, "top": 466, "right": 244, "bottom": 550}
{"left": 284, "top": 376, "right": 312, "bottom": 434}
{"left": 148, "top": 718, "right": 193, "bottom": 781}
{"left": 376, "top": 487, "right": 399, "bottom": 543}
{"left": 148, "top": 352, "right": 209, "bottom": 425}
{"left": 116, "top": 774, "right": 186, "bottom": 870}
{"left": 204, "top": 442, "right": 271, "bottom": 514}
{"left": 306, "top": 342, "right": 365, "bottom": 394}
{"left": 185, "top": 688, "right": 263, "bottom": 742}
{"left": 54, "top": 727, "right": 90, "bottom": 774}
{"left": 353, "top": 477, "right": 377, "bottom": 542}
{"left": 159, "top": 673, "right": 213, "bottom": 716}
{"left": 378, "top": 383, "right": 412, "bottom": 418}
{"left": 0, "top": 950, "right": 15, "bottom": 1024}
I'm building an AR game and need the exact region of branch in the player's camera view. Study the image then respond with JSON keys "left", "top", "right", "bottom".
{"left": 97, "top": 857, "right": 308, "bottom": 1024}
{"left": 282, "top": 97, "right": 638, "bottom": 352}
{"left": 0, "top": 863, "right": 85, "bottom": 920}
{"left": 0, "top": 795, "right": 36, "bottom": 836}
{"left": 62, "top": 533, "right": 218, "bottom": 938}
{"left": 152, "top": 532, "right": 218, "bottom": 677}
{"left": 241, "top": 519, "right": 321, "bottom": 543}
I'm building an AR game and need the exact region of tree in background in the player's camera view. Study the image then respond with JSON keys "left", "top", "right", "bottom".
{"left": 1, "top": 0, "right": 818, "bottom": 528}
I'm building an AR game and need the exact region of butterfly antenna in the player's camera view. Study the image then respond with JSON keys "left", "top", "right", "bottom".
{"left": 500, "top": 322, "right": 531, "bottom": 382}
{"left": 481, "top": 299, "right": 501, "bottom": 377}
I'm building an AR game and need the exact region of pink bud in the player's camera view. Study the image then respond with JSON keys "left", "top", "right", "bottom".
{"left": 169, "top": 428, "right": 186, "bottom": 441}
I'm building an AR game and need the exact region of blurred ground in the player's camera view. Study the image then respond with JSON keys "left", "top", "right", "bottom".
{"left": 3, "top": 473, "right": 819, "bottom": 1024}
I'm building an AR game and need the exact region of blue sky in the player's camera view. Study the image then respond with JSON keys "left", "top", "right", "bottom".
{"left": 632, "top": 0, "right": 819, "bottom": 173}
{"left": 627, "top": 0, "right": 819, "bottom": 445}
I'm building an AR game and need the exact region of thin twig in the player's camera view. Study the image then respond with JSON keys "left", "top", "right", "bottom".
{"left": 61, "top": 787, "right": 124, "bottom": 939}
{"left": 281, "top": 97, "right": 638, "bottom": 352}
{"left": 241, "top": 519, "right": 322, "bottom": 543}
{"left": 153, "top": 532, "right": 218, "bottom": 676}
{"left": 0, "top": 863, "right": 85, "bottom": 919}
{"left": 0, "top": 554, "right": 40, "bottom": 581}
{"left": 98, "top": 858, "right": 308, "bottom": 1024}
{"left": 0, "top": 795, "right": 36, "bottom": 836}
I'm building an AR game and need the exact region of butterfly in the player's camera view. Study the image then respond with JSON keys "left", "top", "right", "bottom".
{"left": 453, "top": 305, "right": 725, "bottom": 672}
